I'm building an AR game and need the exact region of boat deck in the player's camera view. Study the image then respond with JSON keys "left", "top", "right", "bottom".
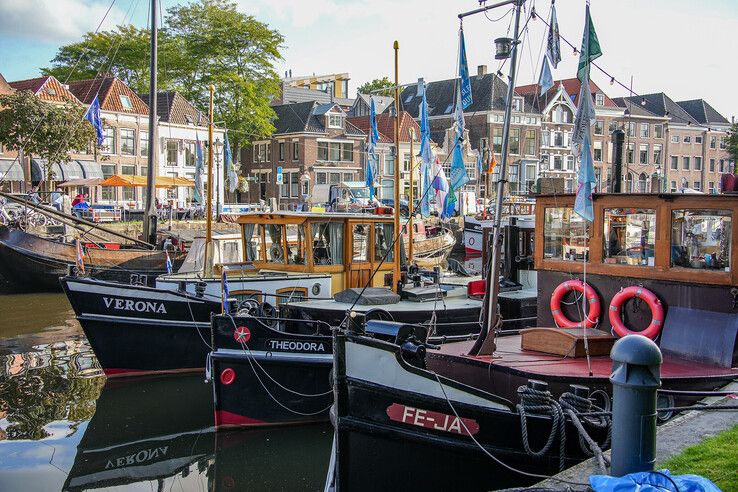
{"left": 435, "top": 333, "right": 738, "bottom": 380}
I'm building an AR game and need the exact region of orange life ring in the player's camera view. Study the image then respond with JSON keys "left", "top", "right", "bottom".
{"left": 608, "top": 286, "right": 664, "bottom": 339}
{"left": 550, "top": 280, "right": 600, "bottom": 328}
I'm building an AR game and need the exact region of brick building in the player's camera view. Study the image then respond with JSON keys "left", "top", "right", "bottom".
{"left": 241, "top": 101, "right": 366, "bottom": 207}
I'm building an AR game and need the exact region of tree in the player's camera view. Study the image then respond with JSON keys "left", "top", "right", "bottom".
{"left": 726, "top": 122, "right": 738, "bottom": 173}
{"left": 43, "top": 0, "right": 285, "bottom": 156}
{"left": 0, "top": 91, "right": 97, "bottom": 184}
{"left": 357, "top": 77, "right": 394, "bottom": 97}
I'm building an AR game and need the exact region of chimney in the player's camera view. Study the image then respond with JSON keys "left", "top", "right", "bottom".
{"left": 289, "top": 69, "right": 292, "bottom": 78}
{"left": 477, "top": 65, "right": 488, "bottom": 76}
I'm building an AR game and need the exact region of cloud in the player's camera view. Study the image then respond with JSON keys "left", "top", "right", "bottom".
{"left": 0, "top": 0, "right": 124, "bottom": 43}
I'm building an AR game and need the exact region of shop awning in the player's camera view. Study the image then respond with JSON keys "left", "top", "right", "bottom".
{"left": 0, "top": 159, "right": 24, "bottom": 181}
{"left": 30, "top": 159, "right": 82, "bottom": 181}
{"left": 77, "top": 160, "right": 104, "bottom": 179}
{"left": 100, "top": 175, "right": 195, "bottom": 188}
{"left": 59, "top": 178, "right": 103, "bottom": 187}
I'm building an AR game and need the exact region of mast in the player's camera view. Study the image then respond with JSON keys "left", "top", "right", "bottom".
{"left": 204, "top": 85, "right": 215, "bottom": 275}
{"left": 393, "top": 40, "right": 401, "bottom": 291}
{"left": 471, "top": 0, "right": 524, "bottom": 356}
{"left": 142, "top": 0, "right": 158, "bottom": 248}
{"left": 408, "top": 127, "right": 415, "bottom": 261}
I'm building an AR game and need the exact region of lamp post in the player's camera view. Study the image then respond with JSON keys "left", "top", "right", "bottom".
{"left": 300, "top": 171, "right": 311, "bottom": 211}
{"left": 213, "top": 137, "right": 224, "bottom": 218}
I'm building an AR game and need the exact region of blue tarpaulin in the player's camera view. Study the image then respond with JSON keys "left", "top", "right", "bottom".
{"left": 590, "top": 470, "right": 721, "bottom": 492}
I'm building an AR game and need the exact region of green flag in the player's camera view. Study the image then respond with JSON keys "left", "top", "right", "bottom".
{"left": 577, "top": 5, "right": 602, "bottom": 82}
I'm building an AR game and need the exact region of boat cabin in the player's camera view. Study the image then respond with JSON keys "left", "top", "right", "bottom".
{"left": 234, "top": 212, "right": 398, "bottom": 293}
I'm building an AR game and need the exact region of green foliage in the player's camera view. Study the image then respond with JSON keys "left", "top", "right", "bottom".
{"left": 43, "top": 0, "right": 285, "bottom": 153}
{"left": 659, "top": 424, "right": 738, "bottom": 492}
{"left": 357, "top": 77, "right": 394, "bottom": 97}
{"left": 725, "top": 123, "right": 738, "bottom": 172}
{"left": 0, "top": 91, "right": 97, "bottom": 181}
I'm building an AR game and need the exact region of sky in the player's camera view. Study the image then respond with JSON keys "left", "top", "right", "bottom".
{"left": 1, "top": 0, "right": 736, "bottom": 121}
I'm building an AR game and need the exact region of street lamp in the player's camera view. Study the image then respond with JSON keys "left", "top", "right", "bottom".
{"left": 299, "top": 171, "right": 310, "bottom": 210}
{"left": 213, "top": 137, "right": 224, "bottom": 216}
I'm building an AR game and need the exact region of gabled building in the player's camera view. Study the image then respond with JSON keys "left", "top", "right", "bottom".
{"left": 9, "top": 75, "right": 81, "bottom": 105}
{"left": 241, "top": 101, "right": 366, "bottom": 207}
{"left": 0, "top": 73, "right": 13, "bottom": 96}
{"left": 283, "top": 71, "right": 351, "bottom": 100}
{"left": 139, "top": 91, "right": 225, "bottom": 208}
{"left": 350, "top": 94, "right": 394, "bottom": 117}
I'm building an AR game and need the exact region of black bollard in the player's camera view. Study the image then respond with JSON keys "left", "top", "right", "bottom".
{"left": 609, "top": 335, "right": 663, "bottom": 476}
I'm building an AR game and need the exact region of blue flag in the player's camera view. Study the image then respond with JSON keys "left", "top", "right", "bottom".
{"left": 194, "top": 133, "right": 204, "bottom": 205}
{"left": 222, "top": 270, "right": 230, "bottom": 314}
{"left": 418, "top": 81, "right": 434, "bottom": 218}
{"left": 84, "top": 95, "right": 104, "bottom": 146}
{"left": 574, "top": 133, "right": 597, "bottom": 222}
{"left": 458, "top": 27, "right": 472, "bottom": 109}
{"left": 366, "top": 97, "right": 380, "bottom": 199}
{"left": 538, "top": 56, "right": 554, "bottom": 96}
{"left": 546, "top": 4, "right": 562, "bottom": 69}
{"left": 449, "top": 140, "right": 469, "bottom": 190}
{"left": 224, "top": 131, "right": 238, "bottom": 194}
{"left": 454, "top": 85, "right": 465, "bottom": 141}
{"left": 476, "top": 150, "right": 483, "bottom": 175}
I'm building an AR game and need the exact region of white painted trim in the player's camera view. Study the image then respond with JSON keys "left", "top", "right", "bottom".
{"left": 215, "top": 348, "right": 332, "bottom": 363}
{"left": 67, "top": 281, "right": 206, "bottom": 303}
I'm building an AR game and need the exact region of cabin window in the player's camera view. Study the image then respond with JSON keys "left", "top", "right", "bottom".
{"left": 312, "top": 222, "right": 344, "bottom": 265}
{"left": 286, "top": 224, "right": 306, "bottom": 265}
{"left": 374, "top": 223, "right": 394, "bottom": 262}
{"left": 352, "top": 223, "right": 370, "bottom": 262}
{"left": 265, "top": 224, "right": 284, "bottom": 263}
{"left": 276, "top": 287, "right": 308, "bottom": 305}
{"left": 603, "top": 208, "right": 656, "bottom": 266}
{"left": 543, "top": 207, "right": 589, "bottom": 261}
{"left": 243, "top": 223, "right": 262, "bottom": 261}
{"left": 671, "top": 210, "right": 731, "bottom": 271}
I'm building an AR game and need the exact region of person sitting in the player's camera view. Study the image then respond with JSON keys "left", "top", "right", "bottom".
{"left": 72, "top": 194, "right": 90, "bottom": 218}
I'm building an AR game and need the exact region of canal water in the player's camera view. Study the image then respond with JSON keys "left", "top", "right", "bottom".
{"left": 0, "top": 293, "right": 333, "bottom": 491}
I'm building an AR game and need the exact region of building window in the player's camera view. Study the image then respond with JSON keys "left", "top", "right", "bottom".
{"left": 710, "top": 136, "right": 717, "bottom": 149}
{"left": 684, "top": 136, "right": 691, "bottom": 143}
{"left": 693, "top": 181, "right": 701, "bottom": 191}
{"left": 543, "top": 207, "right": 589, "bottom": 261}
{"left": 639, "top": 144, "right": 649, "bottom": 165}
{"left": 709, "top": 159, "right": 716, "bottom": 172}
{"left": 638, "top": 173, "right": 648, "bottom": 193}
{"left": 512, "top": 97, "right": 523, "bottom": 112}
{"left": 654, "top": 124, "right": 663, "bottom": 138}
{"left": 384, "top": 154, "right": 394, "bottom": 175}
{"left": 670, "top": 180, "right": 677, "bottom": 192}
{"left": 671, "top": 135, "right": 679, "bottom": 143}
{"left": 719, "top": 159, "right": 725, "bottom": 173}
{"left": 541, "top": 130, "right": 550, "bottom": 147}
{"left": 318, "top": 141, "right": 353, "bottom": 162}
{"left": 166, "top": 140, "right": 178, "bottom": 166}
{"left": 626, "top": 143, "right": 635, "bottom": 164}
{"left": 120, "top": 128, "right": 135, "bottom": 155}
{"left": 342, "top": 143, "right": 354, "bottom": 162}
{"left": 695, "top": 136, "right": 703, "bottom": 144}
{"left": 102, "top": 126, "right": 115, "bottom": 154}
{"left": 594, "top": 120, "right": 604, "bottom": 135}
{"left": 694, "top": 156, "right": 703, "bottom": 171}
{"left": 653, "top": 144, "right": 662, "bottom": 165}
{"left": 253, "top": 142, "right": 270, "bottom": 163}
{"left": 627, "top": 122, "right": 635, "bottom": 137}
{"left": 640, "top": 123, "right": 649, "bottom": 138}
{"left": 595, "top": 93, "right": 605, "bottom": 106}
{"left": 609, "top": 121, "right": 618, "bottom": 133}
{"left": 525, "top": 130, "right": 535, "bottom": 155}
{"left": 292, "top": 141, "right": 299, "bottom": 161}
{"left": 316, "top": 172, "right": 327, "bottom": 185}
{"left": 119, "top": 95, "right": 133, "bottom": 110}
{"left": 140, "top": 132, "right": 149, "bottom": 157}
{"left": 553, "top": 155, "right": 563, "bottom": 171}
{"left": 671, "top": 210, "right": 731, "bottom": 270}
{"left": 670, "top": 156, "right": 678, "bottom": 170}
{"left": 566, "top": 155, "right": 574, "bottom": 170}
{"left": 122, "top": 164, "right": 135, "bottom": 175}
{"left": 594, "top": 142, "right": 603, "bottom": 162}
{"left": 278, "top": 142, "right": 285, "bottom": 161}
{"left": 184, "top": 142, "right": 196, "bottom": 167}
{"left": 720, "top": 137, "right": 727, "bottom": 150}
{"left": 603, "top": 208, "right": 656, "bottom": 266}
{"left": 327, "top": 114, "right": 343, "bottom": 128}
{"left": 290, "top": 172, "right": 299, "bottom": 198}
{"left": 552, "top": 105, "right": 571, "bottom": 124}
{"left": 509, "top": 129, "right": 520, "bottom": 154}
{"left": 280, "top": 174, "right": 289, "bottom": 198}
{"left": 553, "top": 131, "right": 564, "bottom": 147}
{"left": 708, "top": 182, "right": 715, "bottom": 193}
{"left": 682, "top": 156, "right": 690, "bottom": 170}
{"left": 492, "top": 127, "right": 503, "bottom": 153}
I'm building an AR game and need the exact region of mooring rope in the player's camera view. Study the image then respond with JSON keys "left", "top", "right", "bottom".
{"left": 516, "top": 385, "right": 567, "bottom": 471}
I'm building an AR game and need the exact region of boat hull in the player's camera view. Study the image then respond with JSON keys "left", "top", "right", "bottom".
{"left": 210, "top": 314, "right": 333, "bottom": 428}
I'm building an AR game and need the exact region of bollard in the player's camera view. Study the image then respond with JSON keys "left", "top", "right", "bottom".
{"left": 609, "top": 335, "right": 663, "bottom": 477}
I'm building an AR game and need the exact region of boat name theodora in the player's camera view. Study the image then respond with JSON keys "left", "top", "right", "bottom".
{"left": 103, "top": 297, "right": 168, "bottom": 314}
{"left": 267, "top": 339, "right": 328, "bottom": 353}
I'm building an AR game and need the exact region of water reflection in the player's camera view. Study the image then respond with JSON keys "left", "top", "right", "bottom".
{"left": 0, "top": 297, "right": 333, "bottom": 491}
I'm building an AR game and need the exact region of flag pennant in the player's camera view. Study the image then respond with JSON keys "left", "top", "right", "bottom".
{"left": 418, "top": 80, "right": 434, "bottom": 218}
{"left": 224, "top": 131, "right": 238, "bottom": 194}
{"left": 487, "top": 153, "right": 498, "bottom": 174}
{"left": 538, "top": 56, "right": 554, "bottom": 96}
{"left": 416, "top": 78, "right": 425, "bottom": 98}
{"left": 194, "top": 133, "right": 205, "bottom": 204}
{"left": 366, "top": 97, "right": 380, "bottom": 199}
{"left": 574, "top": 133, "right": 597, "bottom": 222}
{"left": 576, "top": 4, "right": 602, "bottom": 83}
{"left": 165, "top": 250, "right": 173, "bottom": 274}
{"left": 449, "top": 140, "right": 469, "bottom": 190}
{"left": 454, "top": 85, "right": 465, "bottom": 141}
{"left": 84, "top": 95, "right": 104, "bottom": 146}
{"left": 222, "top": 270, "right": 231, "bottom": 314}
{"left": 475, "top": 150, "right": 483, "bottom": 175}
{"left": 442, "top": 185, "right": 457, "bottom": 219}
{"left": 546, "top": 4, "right": 562, "bottom": 69}
{"left": 75, "top": 239, "right": 85, "bottom": 274}
{"left": 458, "top": 27, "right": 473, "bottom": 109}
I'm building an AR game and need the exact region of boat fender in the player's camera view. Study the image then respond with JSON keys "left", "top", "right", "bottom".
{"left": 608, "top": 286, "right": 664, "bottom": 339}
{"left": 550, "top": 279, "right": 600, "bottom": 328}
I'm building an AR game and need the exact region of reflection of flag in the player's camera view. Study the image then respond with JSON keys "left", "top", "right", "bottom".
{"left": 84, "top": 95, "right": 104, "bottom": 146}
{"left": 546, "top": 4, "right": 562, "bottom": 68}
{"left": 165, "top": 250, "right": 173, "bottom": 274}
{"left": 222, "top": 270, "right": 230, "bottom": 314}
{"left": 194, "top": 133, "right": 204, "bottom": 204}
{"left": 458, "top": 27, "right": 472, "bottom": 109}
{"left": 76, "top": 239, "right": 85, "bottom": 274}
{"left": 225, "top": 131, "right": 238, "bottom": 194}
{"left": 487, "top": 153, "right": 498, "bottom": 174}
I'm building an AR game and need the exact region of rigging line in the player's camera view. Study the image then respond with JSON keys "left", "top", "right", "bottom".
{"left": 484, "top": 6, "right": 514, "bottom": 23}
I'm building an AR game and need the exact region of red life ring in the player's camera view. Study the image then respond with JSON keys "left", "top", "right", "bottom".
{"left": 608, "top": 286, "right": 664, "bottom": 339}
{"left": 550, "top": 280, "right": 600, "bottom": 328}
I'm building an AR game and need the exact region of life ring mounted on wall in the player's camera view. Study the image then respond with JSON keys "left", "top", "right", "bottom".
{"left": 608, "top": 286, "right": 664, "bottom": 339}
{"left": 550, "top": 279, "right": 601, "bottom": 329}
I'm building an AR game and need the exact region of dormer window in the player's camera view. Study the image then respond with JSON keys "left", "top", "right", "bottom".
{"left": 47, "top": 88, "right": 57, "bottom": 96}
{"left": 185, "top": 114, "right": 194, "bottom": 125}
{"left": 595, "top": 93, "right": 605, "bottom": 106}
{"left": 512, "top": 97, "right": 523, "bottom": 112}
{"left": 327, "top": 113, "right": 343, "bottom": 129}
{"left": 120, "top": 95, "right": 133, "bottom": 110}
